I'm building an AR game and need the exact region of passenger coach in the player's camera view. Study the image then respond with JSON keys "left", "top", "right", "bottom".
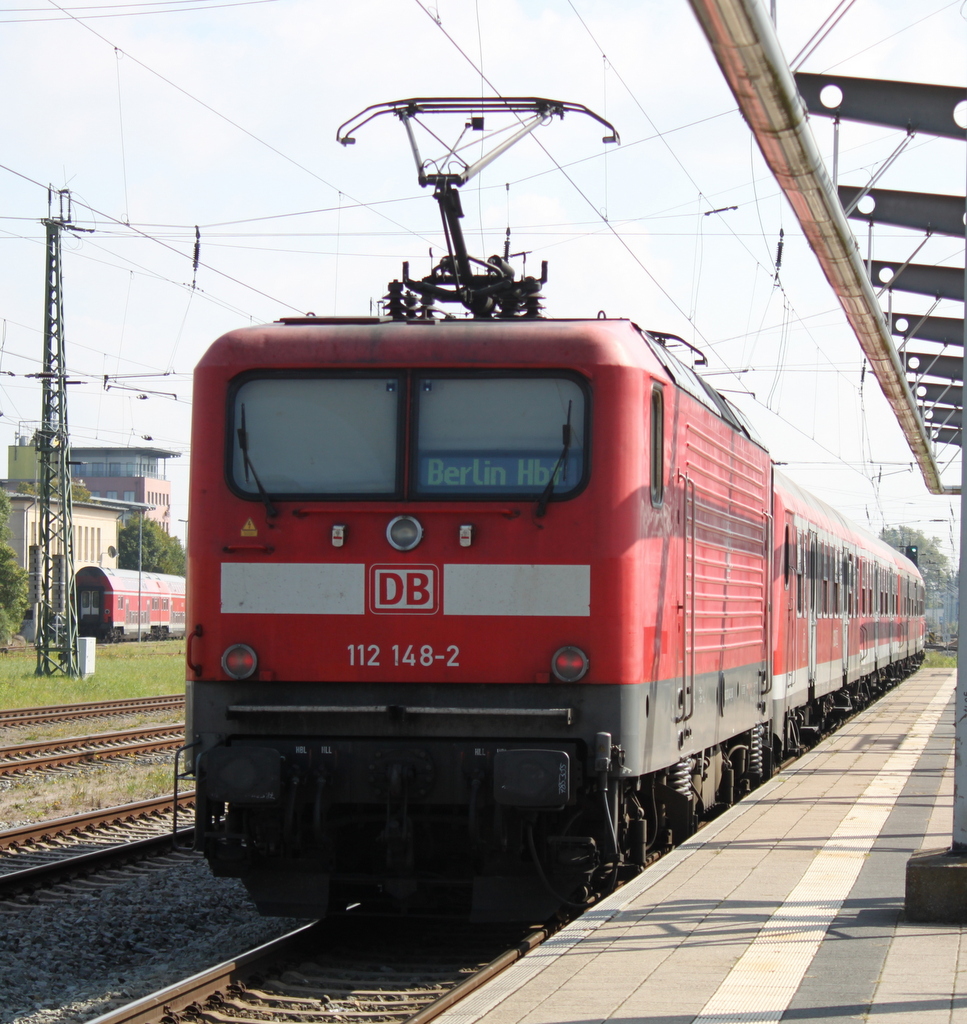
{"left": 77, "top": 565, "right": 186, "bottom": 641}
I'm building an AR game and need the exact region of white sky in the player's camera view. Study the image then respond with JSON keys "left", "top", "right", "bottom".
{"left": 0, "top": 0, "right": 963, "bottom": 558}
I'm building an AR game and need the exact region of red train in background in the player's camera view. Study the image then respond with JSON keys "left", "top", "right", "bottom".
{"left": 182, "top": 96, "right": 924, "bottom": 922}
{"left": 76, "top": 566, "right": 186, "bottom": 641}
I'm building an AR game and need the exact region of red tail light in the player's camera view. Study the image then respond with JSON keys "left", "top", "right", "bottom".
{"left": 551, "top": 646, "right": 589, "bottom": 682}
{"left": 222, "top": 644, "right": 258, "bottom": 680}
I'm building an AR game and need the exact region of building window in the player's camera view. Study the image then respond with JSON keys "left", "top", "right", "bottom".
{"left": 107, "top": 491, "right": 117, "bottom": 500}
{"left": 124, "top": 491, "right": 135, "bottom": 502}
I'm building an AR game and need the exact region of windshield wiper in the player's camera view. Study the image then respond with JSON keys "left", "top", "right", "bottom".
{"left": 536, "top": 400, "right": 573, "bottom": 519}
{"left": 237, "top": 403, "right": 278, "bottom": 518}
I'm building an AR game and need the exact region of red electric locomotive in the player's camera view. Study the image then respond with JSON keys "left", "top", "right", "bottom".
{"left": 184, "top": 315, "right": 923, "bottom": 919}
{"left": 184, "top": 98, "right": 923, "bottom": 920}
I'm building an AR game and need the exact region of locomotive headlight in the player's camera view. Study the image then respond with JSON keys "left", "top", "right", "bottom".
{"left": 387, "top": 515, "right": 423, "bottom": 551}
{"left": 551, "top": 646, "right": 589, "bottom": 682}
{"left": 222, "top": 643, "right": 258, "bottom": 680}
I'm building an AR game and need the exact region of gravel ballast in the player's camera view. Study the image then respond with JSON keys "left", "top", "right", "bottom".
{"left": 0, "top": 854, "right": 304, "bottom": 1024}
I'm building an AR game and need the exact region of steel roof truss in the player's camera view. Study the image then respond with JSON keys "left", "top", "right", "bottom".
{"left": 688, "top": 0, "right": 954, "bottom": 492}
{"left": 840, "top": 186, "right": 966, "bottom": 237}
{"left": 795, "top": 73, "right": 966, "bottom": 140}
{"left": 892, "top": 312, "right": 964, "bottom": 348}
{"left": 915, "top": 382, "right": 963, "bottom": 407}
{"left": 923, "top": 407, "right": 963, "bottom": 430}
{"left": 904, "top": 351, "right": 964, "bottom": 382}
{"left": 930, "top": 427, "right": 962, "bottom": 447}
{"left": 870, "top": 261, "right": 965, "bottom": 301}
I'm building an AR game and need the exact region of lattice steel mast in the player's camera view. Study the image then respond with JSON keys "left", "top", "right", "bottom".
{"left": 35, "top": 189, "right": 79, "bottom": 676}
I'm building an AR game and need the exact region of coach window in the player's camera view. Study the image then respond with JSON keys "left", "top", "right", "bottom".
{"left": 413, "top": 375, "right": 587, "bottom": 499}
{"left": 833, "top": 550, "right": 840, "bottom": 616}
{"left": 809, "top": 537, "right": 817, "bottom": 614}
{"left": 229, "top": 375, "right": 401, "bottom": 498}
{"left": 783, "top": 526, "right": 792, "bottom": 589}
{"left": 650, "top": 386, "right": 664, "bottom": 506}
{"left": 822, "top": 544, "right": 829, "bottom": 616}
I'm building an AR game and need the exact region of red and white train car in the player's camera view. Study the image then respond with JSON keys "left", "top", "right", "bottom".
{"left": 772, "top": 472, "right": 923, "bottom": 748}
{"left": 184, "top": 315, "right": 923, "bottom": 921}
{"left": 76, "top": 566, "right": 186, "bottom": 641}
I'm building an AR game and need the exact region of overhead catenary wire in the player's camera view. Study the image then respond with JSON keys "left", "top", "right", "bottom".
{"left": 41, "top": 0, "right": 438, "bottom": 251}
{"left": 410, "top": 0, "right": 708, "bottom": 337}
{"left": 2, "top": 0, "right": 950, "bottom": 542}
{"left": 409, "top": 0, "right": 902, "bottom": 512}
{"left": 562, "top": 0, "right": 876, "bottom": 415}
{"left": 0, "top": 197, "right": 272, "bottom": 321}
{"left": 819, "top": 0, "right": 961, "bottom": 73}
{"left": 789, "top": 0, "right": 857, "bottom": 71}
{"left": 114, "top": 47, "right": 130, "bottom": 224}
{"left": 0, "top": 0, "right": 276, "bottom": 20}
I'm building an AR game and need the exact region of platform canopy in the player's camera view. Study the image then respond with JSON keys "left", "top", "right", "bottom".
{"left": 687, "top": 0, "right": 964, "bottom": 496}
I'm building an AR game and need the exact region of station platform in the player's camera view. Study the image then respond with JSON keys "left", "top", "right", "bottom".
{"left": 442, "top": 666, "right": 961, "bottom": 1024}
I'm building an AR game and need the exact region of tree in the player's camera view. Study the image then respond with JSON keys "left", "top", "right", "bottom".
{"left": 0, "top": 491, "right": 28, "bottom": 642}
{"left": 15, "top": 479, "right": 92, "bottom": 503}
{"left": 880, "top": 526, "right": 950, "bottom": 591}
{"left": 118, "top": 515, "right": 186, "bottom": 576}
{"left": 880, "top": 525, "right": 955, "bottom": 636}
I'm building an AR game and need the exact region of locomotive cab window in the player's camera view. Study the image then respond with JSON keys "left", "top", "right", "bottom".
{"left": 414, "top": 375, "right": 587, "bottom": 498}
{"left": 228, "top": 371, "right": 588, "bottom": 503}
{"left": 228, "top": 375, "right": 402, "bottom": 499}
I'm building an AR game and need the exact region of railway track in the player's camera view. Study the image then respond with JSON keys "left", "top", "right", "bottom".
{"left": 0, "top": 723, "right": 185, "bottom": 776}
{"left": 0, "top": 793, "right": 194, "bottom": 851}
{"left": 0, "top": 793, "right": 196, "bottom": 901}
{"left": 0, "top": 694, "right": 184, "bottom": 730}
{"left": 86, "top": 918, "right": 550, "bottom": 1024}
{"left": 0, "top": 828, "right": 194, "bottom": 902}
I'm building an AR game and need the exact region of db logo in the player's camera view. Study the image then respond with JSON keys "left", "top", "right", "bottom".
{"left": 369, "top": 565, "right": 440, "bottom": 614}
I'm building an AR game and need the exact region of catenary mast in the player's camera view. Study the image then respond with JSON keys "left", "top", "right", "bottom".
{"left": 34, "top": 189, "right": 80, "bottom": 677}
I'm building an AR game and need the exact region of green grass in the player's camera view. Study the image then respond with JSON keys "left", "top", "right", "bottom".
{"left": 923, "top": 650, "right": 957, "bottom": 669}
{"left": 0, "top": 640, "right": 185, "bottom": 709}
